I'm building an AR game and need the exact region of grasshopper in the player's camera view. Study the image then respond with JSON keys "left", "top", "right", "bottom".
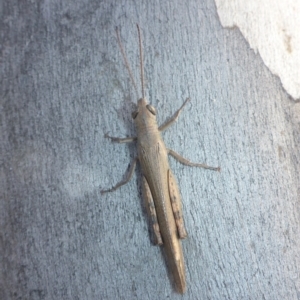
{"left": 101, "top": 24, "right": 220, "bottom": 294}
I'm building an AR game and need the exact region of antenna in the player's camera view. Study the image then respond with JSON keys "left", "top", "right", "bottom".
{"left": 136, "top": 24, "right": 145, "bottom": 99}
{"left": 115, "top": 27, "right": 139, "bottom": 97}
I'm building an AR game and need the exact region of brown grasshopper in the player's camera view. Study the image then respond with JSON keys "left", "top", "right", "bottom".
{"left": 101, "top": 24, "right": 220, "bottom": 294}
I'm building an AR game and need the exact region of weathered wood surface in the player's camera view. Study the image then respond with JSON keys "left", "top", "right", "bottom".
{"left": 1, "top": 1, "right": 300, "bottom": 299}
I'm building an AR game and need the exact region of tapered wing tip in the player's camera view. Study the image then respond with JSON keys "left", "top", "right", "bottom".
{"left": 176, "top": 283, "right": 186, "bottom": 294}
{"left": 174, "top": 271, "right": 186, "bottom": 294}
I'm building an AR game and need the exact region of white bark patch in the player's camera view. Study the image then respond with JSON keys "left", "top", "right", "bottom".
{"left": 215, "top": 0, "right": 300, "bottom": 100}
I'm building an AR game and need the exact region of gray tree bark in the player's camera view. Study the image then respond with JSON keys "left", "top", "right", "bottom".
{"left": 1, "top": 1, "right": 300, "bottom": 299}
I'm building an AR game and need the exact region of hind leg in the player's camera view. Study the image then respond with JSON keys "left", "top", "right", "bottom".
{"left": 168, "top": 170, "right": 187, "bottom": 239}
{"left": 142, "top": 176, "right": 163, "bottom": 245}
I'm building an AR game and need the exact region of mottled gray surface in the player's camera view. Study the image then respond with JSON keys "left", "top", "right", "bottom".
{"left": 1, "top": 1, "right": 300, "bottom": 299}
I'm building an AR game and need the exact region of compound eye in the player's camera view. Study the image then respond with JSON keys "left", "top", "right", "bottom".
{"left": 132, "top": 110, "right": 139, "bottom": 119}
{"left": 146, "top": 104, "right": 156, "bottom": 115}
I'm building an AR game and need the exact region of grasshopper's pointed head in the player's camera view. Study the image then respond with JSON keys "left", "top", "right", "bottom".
{"left": 131, "top": 98, "right": 157, "bottom": 129}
